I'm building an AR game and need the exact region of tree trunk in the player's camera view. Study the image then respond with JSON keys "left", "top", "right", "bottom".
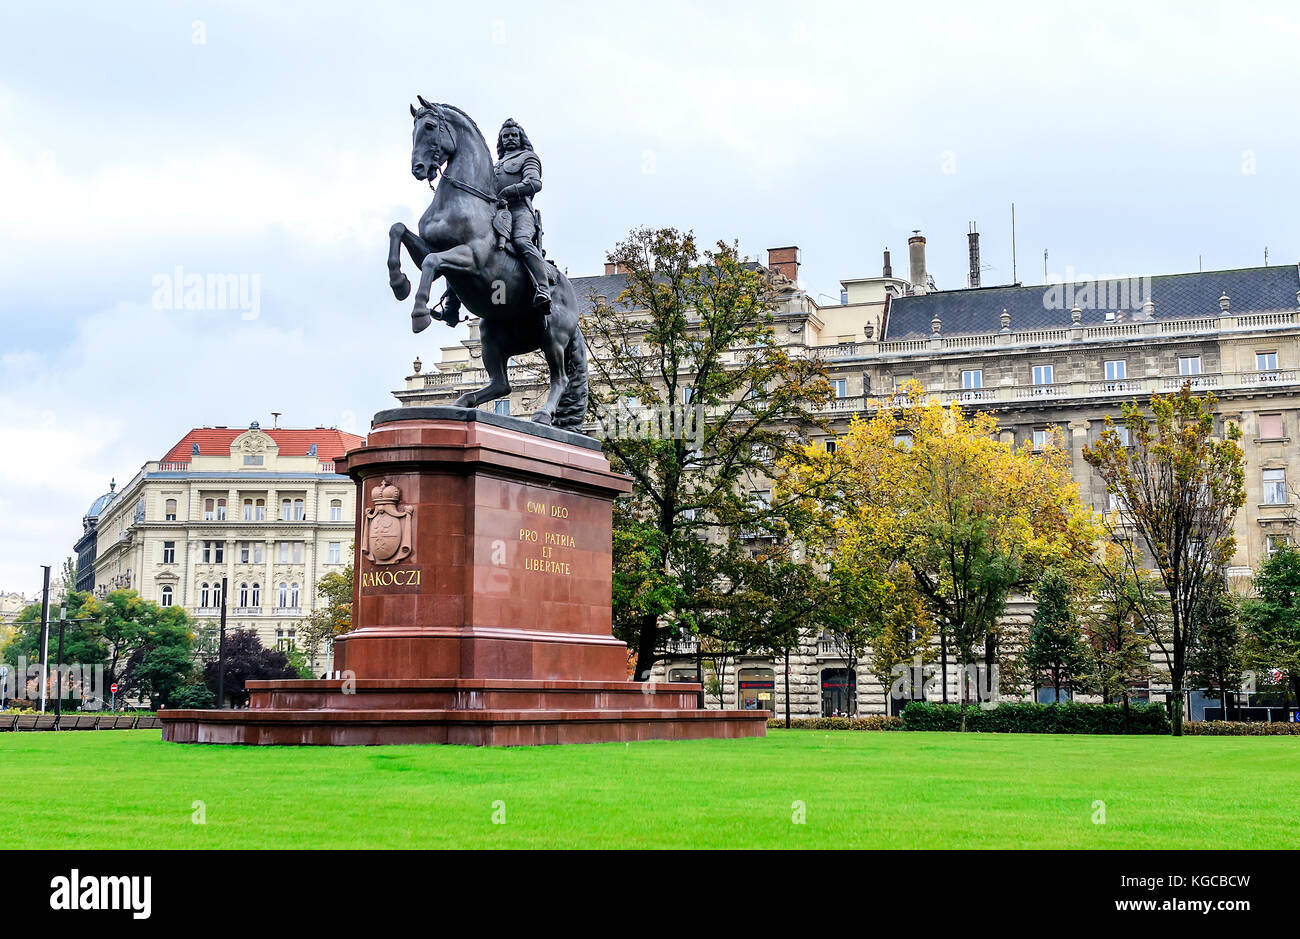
{"left": 940, "top": 628, "right": 949, "bottom": 704}
{"left": 1170, "top": 677, "right": 1184, "bottom": 736}
{"left": 783, "top": 647, "right": 791, "bottom": 729}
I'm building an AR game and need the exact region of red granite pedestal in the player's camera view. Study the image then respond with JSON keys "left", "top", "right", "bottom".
{"left": 161, "top": 407, "right": 768, "bottom": 746}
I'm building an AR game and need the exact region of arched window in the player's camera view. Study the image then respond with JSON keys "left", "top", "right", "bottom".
{"left": 238, "top": 582, "right": 249, "bottom": 607}
{"left": 200, "top": 582, "right": 210, "bottom": 607}
{"left": 329, "top": 499, "right": 342, "bottom": 521}
{"left": 216, "top": 498, "right": 227, "bottom": 521}
{"left": 289, "top": 582, "right": 300, "bottom": 608}
{"left": 278, "top": 582, "right": 289, "bottom": 608}
{"left": 251, "top": 583, "right": 261, "bottom": 607}
{"left": 160, "top": 585, "right": 173, "bottom": 607}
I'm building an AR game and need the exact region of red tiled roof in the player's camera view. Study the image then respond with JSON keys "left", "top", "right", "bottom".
{"left": 161, "top": 426, "right": 366, "bottom": 464}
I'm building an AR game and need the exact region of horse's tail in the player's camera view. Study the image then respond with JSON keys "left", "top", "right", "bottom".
{"left": 552, "top": 326, "right": 589, "bottom": 432}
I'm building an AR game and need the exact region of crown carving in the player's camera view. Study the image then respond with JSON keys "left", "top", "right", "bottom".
{"left": 371, "top": 478, "right": 401, "bottom": 505}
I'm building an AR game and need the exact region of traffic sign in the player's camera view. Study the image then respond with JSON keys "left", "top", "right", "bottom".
{"left": 110, "top": 682, "right": 118, "bottom": 694}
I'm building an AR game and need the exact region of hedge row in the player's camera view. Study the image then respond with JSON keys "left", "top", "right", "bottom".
{"left": 766, "top": 716, "right": 904, "bottom": 731}
{"left": 1183, "top": 720, "right": 1300, "bottom": 736}
{"left": 901, "top": 701, "right": 1171, "bottom": 734}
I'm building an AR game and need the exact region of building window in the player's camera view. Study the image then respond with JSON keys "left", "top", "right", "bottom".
{"left": 293, "top": 499, "right": 305, "bottom": 521}
{"left": 251, "top": 583, "right": 261, "bottom": 607}
{"left": 238, "top": 582, "right": 249, "bottom": 607}
{"left": 831, "top": 379, "right": 848, "bottom": 398}
{"left": 204, "top": 498, "right": 215, "bottom": 521}
{"left": 255, "top": 499, "right": 266, "bottom": 521}
{"left": 493, "top": 399, "right": 511, "bottom": 416}
{"left": 1108, "top": 491, "right": 1129, "bottom": 513}
{"left": 329, "top": 499, "right": 343, "bottom": 522}
{"left": 737, "top": 667, "right": 775, "bottom": 712}
{"left": 1115, "top": 425, "right": 1131, "bottom": 447}
{"left": 275, "top": 627, "right": 297, "bottom": 651}
{"left": 160, "top": 585, "right": 173, "bottom": 607}
{"left": 201, "top": 541, "right": 224, "bottom": 563}
{"left": 1179, "top": 356, "right": 1202, "bottom": 376}
{"left": 1104, "top": 360, "right": 1127, "bottom": 381}
{"left": 893, "top": 433, "right": 913, "bottom": 450}
{"left": 238, "top": 541, "right": 264, "bottom": 564}
{"left": 280, "top": 499, "right": 292, "bottom": 521}
{"left": 1257, "top": 351, "right": 1279, "bottom": 372}
{"left": 1260, "top": 414, "right": 1284, "bottom": 440}
{"left": 1032, "top": 428, "right": 1050, "bottom": 451}
{"left": 164, "top": 499, "right": 177, "bottom": 521}
{"left": 1267, "top": 534, "right": 1291, "bottom": 556}
{"left": 290, "top": 583, "right": 300, "bottom": 609}
{"left": 328, "top": 542, "right": 342, "bottom": 564}
{"left": 1263, "top": 468, "right": 1287, "bottom": 505}
{"left": 821, "top": 668, "right": 856, "bottom": 717}
{"left": 162, "top": 541, "right": 175, "bottom": 564}
{"left": 825, "top": 440, "right": 837, "bottom": 454}
{"left": 200, "top": 582, "right": 211, "bottom": 608}
{"left": 278, "top": 582, "right": 289, "bottom": 608}
{"left": 278, "top": 542, "right": 304, "bottom": 564}
{"left": 1032, "top": 364, "right": 1054, "bottom": 386}
{"left": 961, "top": 369, "right": 983, "bottom": 390}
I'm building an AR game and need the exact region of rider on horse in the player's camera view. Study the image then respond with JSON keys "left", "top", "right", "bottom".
{"left": 436, "top": 118, "right": 551, "bottom": 328}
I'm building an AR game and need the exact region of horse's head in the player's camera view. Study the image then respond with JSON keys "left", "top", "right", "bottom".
{"left": 409, "top": 96, "right": 456, "bottom": 182}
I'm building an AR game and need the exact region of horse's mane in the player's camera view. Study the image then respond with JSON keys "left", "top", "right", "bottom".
{"left": 436, "top": 103, "right": 489, "bottom": 153}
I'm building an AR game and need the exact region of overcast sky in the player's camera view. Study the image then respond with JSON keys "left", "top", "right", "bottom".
{"left": 1, "top": 0, "right": 1297, "bottom": 595}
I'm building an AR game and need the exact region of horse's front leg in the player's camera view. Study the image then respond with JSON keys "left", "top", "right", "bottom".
{"left": 388, "top": 223, "right": 430, "bottom": 301}
{"left": 411, "top": 245, "right": 477, "bottom": 333}
{"left": 453, "top": 328, "right": 511, "bottom": 410}
{"left": 532, "top": 330, "right": 570, "bottom": 426}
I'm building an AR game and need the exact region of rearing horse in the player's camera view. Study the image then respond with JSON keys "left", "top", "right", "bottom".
{"left": 386, "top": 98, "right": 588, "bottom": 430}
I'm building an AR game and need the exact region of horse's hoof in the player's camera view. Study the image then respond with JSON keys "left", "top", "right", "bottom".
{"left": 532, "top": 412, "right": 553, "bottom": 426}
{"left": 453, "top": 395, "right": 474, "bottom": 408}
{"left": 412, "top": 310, "right": 433, "bottom": 334}
{"left": 390, "top": 273, "right": 411, "bottom": 301}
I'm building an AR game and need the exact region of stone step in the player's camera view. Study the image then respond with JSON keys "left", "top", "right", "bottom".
{"left": 244, "top": 678, "right": 703, "bottom": 711}
{"left": 160, "top": 706, "right": 769, "bottom": 747}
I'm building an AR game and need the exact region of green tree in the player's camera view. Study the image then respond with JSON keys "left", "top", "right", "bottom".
{"left": 1188, "top": 580, "right": 1244, "bottom": 720}
{"left": 298, "top": 560, "right": 353, "bottom": 671}
{"left": 1023, "top": 569, "right": 1091, "bottom": 702}
{"left": 1082, "top": 555, "right": 1154, "bottom": 727}
{"left": 1240, "top": 545, "right": 1300, "bottom": 710}
{"left": 1083, "top": 385, "right": 1246, "bottom": 735}
{"left": 587, "top": 227, "right": 832, "bottom": 680}
{"left": 3, "top": 589, "right": 194, "bottom": 707}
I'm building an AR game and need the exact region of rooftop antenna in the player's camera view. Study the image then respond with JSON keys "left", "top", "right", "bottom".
{"left": 271, "top": 411, "right": 281, "bottom": 429}
{"left": 1011, "top": 202, "right": 1017, "bottom": 284}
{"left": 1043, "top": 248, "right": 1048, "bottom": 284}
{"left": 1265, "top": 246, "right": 1269, "bottom": 266}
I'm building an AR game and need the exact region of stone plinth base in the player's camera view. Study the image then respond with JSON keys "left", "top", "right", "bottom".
{"left": 160, "top": 678, "right": 768, "bottom": 746}
{"left": 159, "top": 407, "right": 768, "bottom": 747}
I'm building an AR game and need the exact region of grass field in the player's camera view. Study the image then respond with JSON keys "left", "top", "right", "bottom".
{"left": 2, "top": 729, "right": 1297, "bottom": 849}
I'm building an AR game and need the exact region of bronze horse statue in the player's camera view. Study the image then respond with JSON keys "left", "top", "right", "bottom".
{"left": 386, "top": 99, "right": 588, "bottom": 430}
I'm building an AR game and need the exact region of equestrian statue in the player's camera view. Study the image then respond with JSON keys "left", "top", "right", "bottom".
{"left": 386, "top": 98, "right": 588, "bottom": 430}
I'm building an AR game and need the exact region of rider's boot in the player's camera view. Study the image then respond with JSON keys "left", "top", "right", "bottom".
{"left": 521, "top": 249, "right": 552, "bottom": 316}
{"left": 436, "top": 288, "right": 462, "bottom": 327}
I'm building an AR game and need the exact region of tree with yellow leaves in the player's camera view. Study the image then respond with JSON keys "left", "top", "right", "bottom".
{"left": 778, "top": 383, "right": 1101, "bottom": 722}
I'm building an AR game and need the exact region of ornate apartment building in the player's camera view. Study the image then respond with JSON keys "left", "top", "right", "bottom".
{"left": 88, "top": 423, "right": 365, "bottom": 672}
{"left": 396, "top": 236, "right": 1300, "bottom": 718}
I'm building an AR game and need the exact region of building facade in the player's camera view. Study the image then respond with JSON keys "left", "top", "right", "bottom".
{"left": 75, "top": 481, "right": 117, "bottom": 593}
{"left": 91, "top": 422, "right": 365, "bottom": 673}
{"left": 397, "top": 237, "right": 1300, "bottom": 718}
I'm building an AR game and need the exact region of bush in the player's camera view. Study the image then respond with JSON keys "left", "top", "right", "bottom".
{"left": 766, "top": 716, "right": 904, "bottom": 731}
{"left": 1184, "top": 720, "right": 1300, "bottom": 735}
{"left": 169, "top": 682, "right": 216, "bottom": 710}
{"left": 901, "top": 700, "right": 1170, "bottom": 735}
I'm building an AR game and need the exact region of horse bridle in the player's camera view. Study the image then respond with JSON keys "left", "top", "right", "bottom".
{"left": 419, "top": 102, "right": 499, "bottom": 205}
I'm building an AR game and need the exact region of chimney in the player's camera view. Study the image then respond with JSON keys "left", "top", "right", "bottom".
{"left": 883, "top": 247, "right": 893, "bottom": 278}
{"left": 604, "top": 260, "right": 626, "bottom": 275}
{"left": 967, "top": 222, "right": 981, "bottom": 288}
{"left": 908, "top": 231, "right": 927, "bottom": 295}
{"left": 767, "top": 246, "right": 800, "bottom": 282}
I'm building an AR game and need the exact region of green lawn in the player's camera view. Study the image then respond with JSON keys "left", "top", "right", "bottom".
{"left": 2, "top": 729, "right": 1297, "bottom": 849}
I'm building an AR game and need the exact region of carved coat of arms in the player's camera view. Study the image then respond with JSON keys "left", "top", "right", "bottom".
{"left": 361, "top": 478, "right": 413, "bottom": 565}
